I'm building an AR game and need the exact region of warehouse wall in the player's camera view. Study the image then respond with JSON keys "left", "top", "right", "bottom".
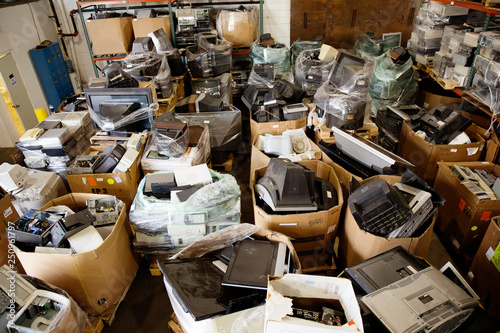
{"left": 55, "top": 0, "right": 292, "bottom": 84}
{"left": 0, "top": 0, "right": 59, "bottom": 114}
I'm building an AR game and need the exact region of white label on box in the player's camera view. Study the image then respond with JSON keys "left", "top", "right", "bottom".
{"left": 204, "top": 120, "right": 210, "bottom": 124}
{"left": 3, "top": 207, "right": 12, "bottom": 218}
{"left": 467, "top": 271, "right": 474, "bottom": 281}
{"left": 327, "top": 224, "right": 336, "bottom": 234}
{"left": 450, "top": 149, "right": 458, "bottom": 153}
{"left": 82, "top": 178, "right": 87, "bottom": 185}
{"left": 97, "top": 178, "right": 104, "bottom": 182}
{"left": 424, "top": 102, "right": 429, "bottom": 108}
{"left": 467, "top": 147, "right": 479, "bottom": 156}
{"left": 407, "top": 265, "right": 418, "bottom": 274}
{"left": 279, "top": 223, "right": 297, "bottom": 226}
{"left": 327, "top": 191, "right": 332, "bottom": 199}
{"left": 451, "top": 235, "right": 460, "bottom": 249}
{"left": 273, "top": 124, "right": 279, "bottom": 128}
{"left": 114, "top": 176, "right": 122, "bottom": 184}
{"left": 486, "top": 246, "right": 495, "bottom": 261}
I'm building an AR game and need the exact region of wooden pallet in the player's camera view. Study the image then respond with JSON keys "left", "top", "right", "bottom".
{"left": 168, "top": 313, "right": 185, "bottom": 333}
{"left": 84, "top": 316, "right": 104, "bottom": 333}
{"left": 211, "top": 153, "right": 234, "bottom": 172}
{"left": 428, "top": 68, "right": 462, "bottom": 90}
{"left": 484, "top": 0, "right": 500, "bottom": 8}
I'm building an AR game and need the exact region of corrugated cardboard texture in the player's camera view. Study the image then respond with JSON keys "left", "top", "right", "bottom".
{"left": 418, "top": 90, "right": 461, "bottom": 110}
{"left": 251, "top": 160, "right": 343, "bottom": 270}
{"left": 66, "top": 146, "right": 142, "bottom": 208}
{"left": 86, "top": 17, "right": 134, "bottom": 56}
{"left": 132, "top": 17, "right": 171, "bottom": 39}
{"left": 14, "top": 193, "right": 140, "bottom": 316}
{"left": 399, "top": 122, "right": 486, "bottom": 185}
{"left": 434, "top": 162, "right": 500, "bottom": 263}
{"left": 250, "top": 117, "right": 307, "bottom": 143}
{"left": 339, "top": 175, "right": 436, "bottom": 268}
{"left": 485, "top": 131, "right": 500, "bottom": 165}
{"left": 0, "top": 189, "right": 21, "bottom": 269}
{"left": 466, "top": 217, "right": 500, "bottom": 322}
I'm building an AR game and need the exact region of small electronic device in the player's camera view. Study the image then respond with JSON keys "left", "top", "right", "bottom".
{"left": 112, "top": 148, "right": 140, "bottom": 173}
{"left": 130, "top": 37, "right": 155, "bottom": 55}
{"left": 9, "top": 210, "right": 65, "bottom": 246}
{"left": 345, "top": 246, "right": 430, "bottom": 295}
{"left": 387, "top": 183, "right": 433, "bottom": 238}
{"left": 348, "top": 178, "right": 412, "bottom": 236}
{"left": 474, "top": 169, "right": 498, "bottom": 188}
{"left": 19, "top": 128, "right": 44, "bottom": 142}
{"left": 328, "top": 52, "right": 372, "bottom": 91}
{"left": 0, "top": 163, "right": 29, "bottom": 192}
{"left": 50, "top": 208, "right": 96, "bottom": 247}
{"left": 255, "top": 158, "right": 317, "bottom": 212}
{"left": 361, "top": 266, "right": 478, "bottom": 333}
{"left": 67, "top": 155, "right": 103, "bottom": 174}
{"left": 282, "top": 103, "right": 308, "bottom": 121}
{"left": 274, "top": 80, "right": 305, "bottom": 103}
{"left": 222, "top": 240, "right": 288, "bottom": 290}
{"left": 94, "top": 144, "right": 126, "bottom": 173}
{"left": 263, "top": 135, "right": 294, "bottom": 156}
{"left": 144, "top": 173, "right": 176, "bottom": 198}
{"left": 174, "top": 164, "right": 212, "bottom": 187}
{"left": 67, "top": 225, "right": 103, "bottom": 253}
{"left": 87, "top": 196, "right": 120, "bottom": 227}
{"left": 417, "top": 105, "right": 472, "bottom": 144}
{"left": 452, "top": 165, "right": 495, "bottom": 201}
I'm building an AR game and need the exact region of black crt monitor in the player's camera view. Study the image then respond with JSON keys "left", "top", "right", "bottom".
{"left": 84, "top": 87, "right": 155, "bottom": 132}
{"left": 318, "top": 142, "right": 378, "bottom": 179}
{"left": 344, "top": 246, "right": 430, "bottom": 295}
{"left": 192, "top": 78, "right": 221, "bottom": 99}
{"left": 328, "top": 52, "right": 370, "bottom": 89}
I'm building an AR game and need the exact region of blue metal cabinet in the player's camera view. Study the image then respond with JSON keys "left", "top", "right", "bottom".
{"left": 29, "top": 42, "right": 74, "bottom": 109}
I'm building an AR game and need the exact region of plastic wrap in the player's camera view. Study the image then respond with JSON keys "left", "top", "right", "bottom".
{"left": 174, "top": 103, "right": 242, "bottom": 152}
{"left": 216, "top": 7, "right": 258, "bottom": 47}
{"left": 129, "top": 169, "right": 241, "bottom": 253}
{"left": 192, "top": 72, "right": 232, "bottom": 104}
{"left": 141, "top": 125, "right": 210, "bottom": 172}
{"left": 87, "top": 104, "right": 157, "bottom": 132}
{"left": 187, "top": 34, "right": 232, "bottom": 78}
{"left": 290, "top": 38, "right": 323, "bottom": 69}
{"left": 153, "top": 128, "right": 189, "bottom": 158}
{"left": 295, "top": 48, "right": 335, "bottom": 95}
{"left": 122, "top": 52, "right": 174, "bottom": 99}
{"left": 148, "top": 28, "right": 175, "bottom": 54}
{"left": 102, "top": 62, "right": 139, "bottom": 88}
{"left": 368, "top": 51, "right": 418, "bottom": 115}
{"left": 352, "top": 34, "right": 384, "bottom": 60}
{"left": 247, "top": 64, "right": 275, "bottom": 87}
{"left": 249, "top": 41, "right": 291, "bottom": 78}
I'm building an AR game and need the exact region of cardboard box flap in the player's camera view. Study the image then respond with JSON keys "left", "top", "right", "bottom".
{"left": 266, "top": 274, "right": 363, "bottom": 332}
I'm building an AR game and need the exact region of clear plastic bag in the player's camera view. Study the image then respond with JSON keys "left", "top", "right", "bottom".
{"left": 216, "top": 7, "right": 258, "bottom": 47}
{"left": 295, "top": 48, "right": 335, "bottom": 95}
{"left": 153, "top": 128, "right": 189, "bottom": 158}
{"left": 87, "top": 104, "right": 157, "bottom": 132}
{"left": 368, "top": 51, "right": 419, "bottom": 115}
{"left": 250, "top": 41, "right": 291, "bottom": 78}
{"left": 129, "top": 169, "right": 241, "bottom": 252}
{"left": 187, "top": 34, "right": 232, "bottom": 78}
{"left": 290, "top": 38, "right": 323, "bottom": 69}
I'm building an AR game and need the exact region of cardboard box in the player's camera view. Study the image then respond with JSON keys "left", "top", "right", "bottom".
{"left": 250, "top": 133, "right": 322, "bottom": 184}
{"left": 466, "top": 217, "right": 500, "bottom": 322}
{"left": 162, "top": 225, "right": 301, "bottom": 333}
{"left": 250, "top": 117, "right": 307, "bottom": 143}
{"left": 86, "top": 17, "right": 134, "bottom": 56}
{"left": 265, "top": 274, "right": 363, "bottom": 332}
{"left": 217, "top": 9, "right": 258, "bottom": 47}
{"left": 433, "top": 162, "right": 500, "bottom": 264}
{"left": 485, "top": 130, "right": 500, "bottom": 165}
{"left": 66, "top": 145, "right": 142, "bottom": 209}
{"left": 339, "top": 175, "right": 436, "bottom": 268}
{"left": 418, "top": 89, "right": 461, "bottom": 110}
{"left": 132, "top": 16, "right": 171, "bottom": 40}
{"left": 14, "top": 193, "right": 140, "bottom": 317}
{"left": 0, "top": 189, "right": 21, "bottom": 270}
{"left": 251, "top": 160, "right": 343, "bottom": 270}
{"left": 398, "top": 122, "right": 486, "bottom": 185}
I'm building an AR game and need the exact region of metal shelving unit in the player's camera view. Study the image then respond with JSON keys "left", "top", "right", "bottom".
{"left": 76, "top": 0, "right": 263, "bottom": 77}
{"left": 421, "top": 0, "right": 500, "bottom": 119}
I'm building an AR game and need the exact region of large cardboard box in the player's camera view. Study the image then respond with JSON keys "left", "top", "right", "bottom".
{"left": 251, "top": 160, "right": 343, "bottom": 270}
{"left": 398, "top": 122, "right": 486, "bottom": 185}
{"left": 0, "top": 189, "right": 20, "bottom": 269}
{"left": 266, "top": 274, "right": 363, "bottom": 332}
{"left": 66, "top": 146, "right": 142, "bottom": 208}
{"left": 418, "top": 89, "right": 462, "bottom": 110}
{"left": 86, "top": 17, "right": 134, "bottom": 56}
{"left": 466, "top": 217, "right": 500, "bottom": 322}
{"left": 14, "top": 193, "right": 140, "bottom": 317}
{"left": 217, "top": 9, "right": 258, "bottom": 47}
{"left": 339, "top": 175, "right": 436, "bottom": 268}
{"left": 433, "top": 162, "right": 500, "bottom": 264}
{"left": 132, "top": 17, "right": 171, "bottom": 40}
{"left": 485, "top": 130, "right": 500, "bottom": 165}
{"left": 250, "top": 117, "right": 307, "bottom": 143}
